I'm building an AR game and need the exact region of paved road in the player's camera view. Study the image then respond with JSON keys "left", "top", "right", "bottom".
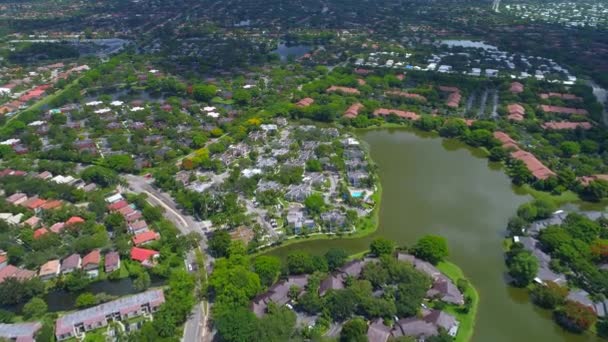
{"left": 122, "top": 174, "right": 213, "bottom": 342}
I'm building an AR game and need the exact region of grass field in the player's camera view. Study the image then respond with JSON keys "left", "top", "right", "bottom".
{"left": 437, "top": 261, "right": 480, "bottom": 342}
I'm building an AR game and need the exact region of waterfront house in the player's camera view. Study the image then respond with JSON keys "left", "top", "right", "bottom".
{"left": 391, "top": 317, "right": 438, "bottom": 339}
{"left": 61, "top": 254, "right": 82, "bottom": 274}
{"left": 0, "top": 265, "right": 35, "bottom": 283}
{"left": 104, "top": 252, "right": 121, "bottom": 273}
{"left": 0, "top": 322, "right": 42, "bottom": 342}
{"left": 55, "top": 289, "right": 165, "bottom": 341}
{"left": 82, "top": 250, "right": 101, "bottom": 277}
{"left": 39, "top": 259, "right": 61, "bottom": 281}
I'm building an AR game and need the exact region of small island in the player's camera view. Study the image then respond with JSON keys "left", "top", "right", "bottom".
{"left": 208, "top": 235, "right": 478, "bottom": 341}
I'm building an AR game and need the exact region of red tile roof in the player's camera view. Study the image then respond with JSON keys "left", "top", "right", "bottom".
{"left": 541, "top": 121, "right": 592, "bottom": 130}
{"left": 82, "top": 249, "right": 101, "bottom": 267}
{"left": 540, "top": 92, "right": 582, "bottom": 101}
{"left": 326, "top": 86, "right": 360, "bottom": 95}
{"left": 578, "top": 175, "right": 608, "bottom": 186}
{"left": 344, "top": 103, "right": 364, "bottom": 118}
{"left": 108, "top": 200, "right": 129, "bottom": 211}
{"left": 510, "top": 82, "right": 524, "bottom": 94}
{"left": 373, "top": 108, "right": 420, "bottom": 121}
{"left": 33, "top": 228, "right": 49, "bottom": 239}
{"left": 40, "top": 200, "right": 62, "bottom": 210}
{"left": 49, "top": 222, "right": 65, "bottom": 234}
{"left": 295, "top": 98, "right": 314, "bottom": 108}
{"left": 0, "top": 265, "right": 35, "bottom": 283}
{"left": 510, "top": 150, "right": 556, "bottom": 180}
{"left": 24, "top": 198, "right": 47, "bottom": 210}
{"left": 66, "top": 216, "right": 84, "bottom": 225}
{"left": 493, "top": 131, "right": 519, "bottom": 150}
{"left": 507, "top": 104, "right": 525, "bottom": 121}
{"left": 385, "top": 90, "right": 427, "bottom": 102}
{"left": 132, "top": 231, "right": 161, "bottom": 246}
{"left": 540, "top": 105, "right": 588, "bottom": 115}
{"left": 130, "top": 247, "right": 159, "bottom": 262}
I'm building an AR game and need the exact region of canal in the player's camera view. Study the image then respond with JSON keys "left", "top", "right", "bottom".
{"left": 265, "top": 128, "right": 598, "bottom": 342}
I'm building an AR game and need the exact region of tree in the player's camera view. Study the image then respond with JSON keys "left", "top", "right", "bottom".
{"left": 214, "top": 306, "right": 259, "bottom": 342}
{"left": 508, "top": 251, "right": 539, "bottom": 287}
{"left": 325, "top": 289, "right": 358, "bottom": 321}
{"left": 413, "top": 235, "right": 449, "bottom": 264}
{"left": 103, "top": 154, "right": 135, "bottom": 172}
{"left": 340, "top": 318, "right": 368, "bottom": 342}
{"left": 22, "top": 297, "right": 47, "bottom": 319}
{"left": 370, "top": 238, "right": 395, "bottom": 256}
{"left": 304, "top": 194, "right": 326, "bottom": 215}
{"left": 559, "top": 141, "right": 580, "bottom": 157}
{"left": 530, "top": 282, "right": 568, "bottom": 309}
{"left": 76, "top": 292, "right": 97, "bottom": 308}
{"left": 286, "top": 251, "right": 315, "bottom": 274}
{"left": 0, "top": 309, "right": 14, "bottom": 323}
{"left": 81, "top": 166, "right": 118, "bottom": 187}
{"left": 209, "top": 230, "right": 232, "bottom": 258}
{"left": 134, "top": 272, "right": 151, "bottom": 292}
{"left": 233, "top": 89, "right": 252, "bottom": 105}
{"left": 362, "top": 261, "right": 389, "bottom": 289}
{"left": 555, "top": 300, "right": 597, "bottom": 333}
{"left": 253, "top": 256, "right": 282, "bottom": 287}
{"left": 255, "top": 303, "right": 297, "bottom": 341}
{"left": 507, "top": 216, "right": 527, "bottom": 236}
{"left": 192, "top": 84, "right": 218, "bottom": 102}
{"left": 325, "top": 248, "right": 349, "bottom": 271}
{"left": 517, "top": 202, "right": 538, "bottom": 222}
{"left": 583, "top": 180, "right": 608, "bottom": 202}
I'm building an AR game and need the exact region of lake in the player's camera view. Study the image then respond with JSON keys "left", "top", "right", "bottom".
{"left": 272, "top": 43, "right": 311, "bottom": 62}
{"left": 266, "top": 128, "right": 599, "bottom": 342}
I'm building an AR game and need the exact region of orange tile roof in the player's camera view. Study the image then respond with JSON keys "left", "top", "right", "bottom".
{"left": 344, "top": 103, "right": 364, "bottom": 118}
{"left": 82, "top": 249, "right": 101, "bottom": 266}
{"left": 326, "top": 86, "right": 360, "bottom": 95}
{"left": 132, "top": 231, "right": 160, "bottom": 246}
{"left": 541, "top": 121, "right": 592, "bottom": 130}
{"left": 373, "top": 108, "right": 420, "bottom": 121}
{"left": 66, "top": 216, "right": 84, "bottom": 225}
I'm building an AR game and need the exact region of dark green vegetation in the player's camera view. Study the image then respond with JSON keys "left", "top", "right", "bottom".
{"left": 210, "top": 237, "right": 473, "bottom": 341}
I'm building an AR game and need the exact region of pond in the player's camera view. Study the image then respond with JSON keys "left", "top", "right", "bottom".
{"left": 440, "top": 39, "right": 499, "bottom": 50}
{"left": 266, "top": 128, "right": 599, "bottom": 342}
{"left": 272, "top": 42, "right": 311, "bottom": 62}
{"left": 4, "top": 277, "right": 165, "bottom": 313}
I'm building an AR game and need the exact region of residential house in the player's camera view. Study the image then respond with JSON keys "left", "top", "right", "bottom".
{"left": 391, "top": 317, "right": 438, "bottom": 339}
{"left": 424, "top": 310, "right": 459, "bottom": 337}
{"left": 55, "top": 290, "right": 165, "bottom": 341}
{"left": 6, "top": 193, "right": 27, "bottom": 206}
{"left": 104, "top": 252, "right": 121, "bottom": 273}
{"left": 321, "top": 210, "right": 347, "bottom": 231}
{"left": 0, "top": 265, "right": 35, "bottom": 283}
{"left": 251, "top": 275, "right": 309, "bottom": 317}
{"left": 285, "top": 184, "right": 312, "bottom": 202}
{"left": 128, "top": 220, "right": 149, "bottom": 234}
{"left": 39, "top": 259, "right": 60, "bottom": 281}
{"left": 367, "top": 319, "right": 391, "bottom": 342}
{"left": 130, "top": 247, "right": 159, "bottom": 267}
{"left": 0, "top": 322, "right": 42, "bottom": 342}
{"left": 82, "top": 250, "right": 101, "bottom": 277}
{"left": 61, "top": 254, "right": 82, "bottom": 274}
{"left": 132, "top": 231, "right": 161, "bottom": 246}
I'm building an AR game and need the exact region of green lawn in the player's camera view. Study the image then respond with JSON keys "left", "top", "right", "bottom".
{"left": 211, "top": 96, "right": 234, "bottom": 105}
{"left": 437, "top": 261, "right": 479, "bottom": 342}
{"left": 515, "top": 184, "right": 580, "bottom": 206}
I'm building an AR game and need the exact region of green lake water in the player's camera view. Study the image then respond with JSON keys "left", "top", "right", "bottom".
{"left": 266, "top": 128, "right": 600, "bottom": 342}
